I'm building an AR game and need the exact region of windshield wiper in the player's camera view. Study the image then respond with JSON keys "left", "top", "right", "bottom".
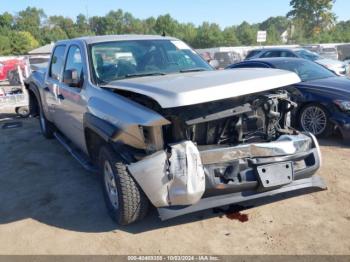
{"left": 124, "top": 72, "right": 167, "bottom": 79}
{"left": 180, "top": 68, "right": 207, "bottom": 73}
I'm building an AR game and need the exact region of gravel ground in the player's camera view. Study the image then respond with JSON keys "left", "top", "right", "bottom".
{"left": 0, "top": 112, "right": 349, "bottom": 255}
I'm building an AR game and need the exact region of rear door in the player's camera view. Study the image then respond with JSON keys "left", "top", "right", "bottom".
{"left": 53, "top": 43, "right": 88, "bottom": 151}
{"left": 44, "top": 45, "right": 66, "bottom": 122}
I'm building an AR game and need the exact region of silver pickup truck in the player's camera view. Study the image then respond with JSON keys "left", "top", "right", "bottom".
{"left": 26, "top": 35, "right": 326, "bottom": 225}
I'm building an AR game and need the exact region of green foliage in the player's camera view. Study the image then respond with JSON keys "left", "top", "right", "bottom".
{"left": 222, "top": 26, "right": 241, "bottom": 46}
{"left": 0, "top": 35, "right": 11, "bottom": 55}
{"left": 0, "top": 12, "right": 13, "bottom": 29}
{"left": 0, "top": 3, "right": 349, "bottom": 56}
{"left": 194, "top": 22, "right": 224, "bottom": 48}
{"left": 154, "top": 14, "right": 179, "bottom": 36}
{"left": 14, "top": 7, "right": 46, "bottom": 40}
{"left": 288, "top": 0, "right": 336, "bottom": 38}
{"left": 10, "top": 31, "right": 39, "bottom": 55}
{"left": 236, "top": 21, "right": 257, "bottom": 45}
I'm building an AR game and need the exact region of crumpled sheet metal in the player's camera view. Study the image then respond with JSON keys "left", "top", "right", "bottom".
{"left": 200, "top": 134, "right": 313, "bottom": 165}
{"left": 128, "top": 141, "right": 205, "bottom": 207}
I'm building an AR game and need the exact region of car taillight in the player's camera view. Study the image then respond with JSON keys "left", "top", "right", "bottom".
{"left": 0, "top": 63, "right": 3, "bottom": 74}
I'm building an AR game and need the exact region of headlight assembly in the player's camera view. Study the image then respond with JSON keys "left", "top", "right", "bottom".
{"left": 334, "top": 100, "right": 350, "bottom": 112}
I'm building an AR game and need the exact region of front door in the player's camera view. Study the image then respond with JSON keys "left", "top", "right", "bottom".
{"left": 53, "top": 44, "right": 87, "bottom": 152}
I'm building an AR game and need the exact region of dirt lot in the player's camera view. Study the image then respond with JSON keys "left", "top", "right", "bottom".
{"left": 0, "top": 112, "right": 350, "bottom": 255}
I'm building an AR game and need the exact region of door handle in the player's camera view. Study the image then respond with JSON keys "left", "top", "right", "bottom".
{"left": 43, "top": 86, "right": 50, "bottom": 92}
{"left": 57, "top": 94, "right": 65, "bottom": 100}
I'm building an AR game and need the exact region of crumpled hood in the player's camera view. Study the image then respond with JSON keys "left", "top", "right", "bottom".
{"left": 105, "top": 69, "right": 300, "bottom": 108}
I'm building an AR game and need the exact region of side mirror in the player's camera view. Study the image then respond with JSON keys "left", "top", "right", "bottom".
{"left": 63, "top": 69, "right": 80, "bottom": 87}
{"left": 209, "top": 59, "right": 219, "bottom": 69}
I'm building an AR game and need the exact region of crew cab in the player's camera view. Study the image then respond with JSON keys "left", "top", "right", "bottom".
{"left": 26, "top": 35, "right": 326, "bottom": 225}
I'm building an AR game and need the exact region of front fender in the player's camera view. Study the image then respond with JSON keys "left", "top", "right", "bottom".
{"left": 85, "top": 95, "right": 170, "bottom": 150}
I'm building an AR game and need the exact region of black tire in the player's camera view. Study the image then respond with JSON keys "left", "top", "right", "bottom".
{"left": 38, "top": 101, "right": 55, "bottom": 139}
{"left": 99, "top": 145, "right": 149, "bottom": 225}
{"left": 15, "top": 106, "right": 30, "bottom": 118}
{"left": 298, "top": 103, "right": 333, "bottom": 137}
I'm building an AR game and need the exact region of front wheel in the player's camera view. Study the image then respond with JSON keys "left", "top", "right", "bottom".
{"left": 299, "top": 103, "right": 333, "bottom": 137}
{"left": 99, "top": 146, "right": 149, "bottom": 225}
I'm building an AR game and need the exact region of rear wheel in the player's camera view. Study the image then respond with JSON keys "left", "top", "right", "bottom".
{"left": 299, "top": 103, "right": 333, "bottom": 137}
{"left": 15, "top": 106, "right": 30, "bottom": 118}
{"left": 99, "top": 145, "right": 149, "bottom": 225}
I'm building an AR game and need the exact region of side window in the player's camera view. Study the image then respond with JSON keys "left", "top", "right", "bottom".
{"left": 281, "top": 51, "right": 297, "bottom": 57}
{"left": 49, "top": 45, "right": 66, "bottom": 80}
{"left": 262, "top": 51, "right": 282, "bottom": 58}
{"left": 63, "top": 45, "right": 84, "bottom": 87}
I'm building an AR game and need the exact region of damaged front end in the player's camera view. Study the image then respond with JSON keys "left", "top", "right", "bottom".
{"left": 126, "top": 90, "right": 326, "bottom": 220}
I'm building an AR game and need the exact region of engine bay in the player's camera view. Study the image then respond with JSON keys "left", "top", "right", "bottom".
{"left": 161, "top": 89, "right": 298, "bottom": 146}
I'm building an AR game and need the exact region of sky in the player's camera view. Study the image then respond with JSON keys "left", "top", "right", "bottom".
{"left": 0, "top": 0, "right": 349, "bottom": 28}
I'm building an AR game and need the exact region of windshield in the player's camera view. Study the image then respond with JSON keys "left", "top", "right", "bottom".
{"left": 295, "top": 49, "right": 320, "bottom": 61}
{"left": 246, "top": 50, "right": 262, "bottom": 59}
{"left": 271, "top": 59, "right": 335, "bottom": 82}
{"left": 90, "top": 39, "right": 212, "bottom": 84}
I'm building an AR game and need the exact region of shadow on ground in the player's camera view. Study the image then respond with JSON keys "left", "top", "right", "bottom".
{"left": 0, "top": 114, "right": 327, "bottom": 235}
{"left": 318, "top": 135, "right": 350, "bottom": 148}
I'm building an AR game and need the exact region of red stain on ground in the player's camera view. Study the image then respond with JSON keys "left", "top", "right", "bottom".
{"left": 213, "top": 205, "right": 250, "bottom": 223}
{"left": 225, "top": 211, "right": 249, "bottom": 222}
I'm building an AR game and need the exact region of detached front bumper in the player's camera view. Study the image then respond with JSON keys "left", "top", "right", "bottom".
{"left": 158, "top": 176, "right": 326, "bottom": 220}
{"left": 128, "top": 133, "right": 325, "bottom": 220}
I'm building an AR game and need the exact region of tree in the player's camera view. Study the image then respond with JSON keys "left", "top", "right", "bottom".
{"left": 0, "top": 35, "right": 11, "bottom": 55}
{"left": 236, "top": 21, "right": 256, "bottom": 45}
{"left": 194, "top": 22, "right": 224, "bottom": 48}
{"left": 15, "top": 7, "right": 46, "bottom": 40}
{"left": 0, "top": 12, "right": 13, "bottom": 29}
{"left": 259, "top": 16, "right": 290, "bottom": 44}
{"left": 287, "top": 0, "right": 336, "bottom": 37}
{"left": 177, "top": 23, "right": 197, "bottom": 46}
{"left": 48, "top": 16, "right": 77, "bottom": 38}
{"left": 76, "top": 14, "right": 93, "bottom": 36}
{"left": 154, "top": 14, "right": 179, "bottom": 36}
{"left": 41, "top": 26, "right": 68, "bottom": 43}
{"left": 10, "top": 31, "right": 39, "bottom": 54}
{"left": 222, "top": 26, "right": 241, "bottom": 46}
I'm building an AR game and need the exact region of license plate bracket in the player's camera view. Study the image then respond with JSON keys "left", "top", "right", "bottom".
{"left": 257, "top": 161, "right": 293, "bottom": 188}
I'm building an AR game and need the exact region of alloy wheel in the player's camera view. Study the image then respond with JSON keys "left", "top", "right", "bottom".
{"left": 103, "top": 160, "right": 119, "bottom": 209}
{"left": 301, "top": 106, "right": 327, "bottom": 135}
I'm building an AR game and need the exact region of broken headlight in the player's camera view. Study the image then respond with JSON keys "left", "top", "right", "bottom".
{"left": 334, "top": 100, "right": 350, "bottom": 113}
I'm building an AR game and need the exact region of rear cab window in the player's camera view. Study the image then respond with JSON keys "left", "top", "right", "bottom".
{"left": 49, "top": 45, "right": 66, "bottom": 81}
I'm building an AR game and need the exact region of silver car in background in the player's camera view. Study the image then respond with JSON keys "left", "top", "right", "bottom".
{"left": 246, "top": 47, "right": 349, "bottom": 76}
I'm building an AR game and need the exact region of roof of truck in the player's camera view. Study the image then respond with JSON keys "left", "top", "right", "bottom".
{"left": 56, "top": 34, "right": 179, "bottom": 45}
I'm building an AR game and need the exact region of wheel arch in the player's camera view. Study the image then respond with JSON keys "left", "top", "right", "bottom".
{"left": 26, "top": 83, "right": 41, "bottom": 116}
{"left": 83, "top": 113, "right": 137, "bottom": 165}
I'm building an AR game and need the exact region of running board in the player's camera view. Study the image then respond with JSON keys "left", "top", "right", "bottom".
{"left": 53, "top": 132, "right": 98, "bottom": 173}
{"left": 158, "top": 176, "right": 327, "bottom": 220}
